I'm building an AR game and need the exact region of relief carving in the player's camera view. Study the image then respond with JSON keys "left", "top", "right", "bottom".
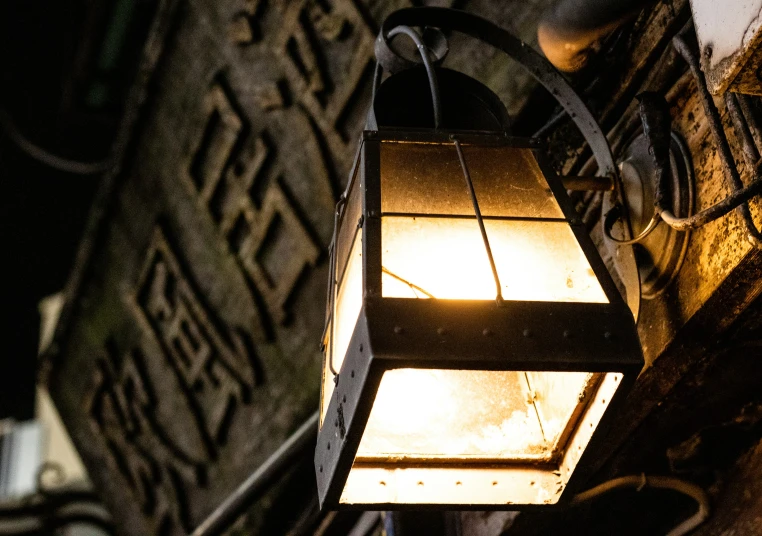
{"left": 185, "top": 78, "right": 321, "bottom": 332}
{"left": 230, "top": 0, "right": 267, "bottom": 45}
{"left": 134, "top": 226, "right": 261, "bottom": 454}
{"left": 276, "top": 0, "right": 377, "bottom": 155}
{"left": 89, "top": 343, "right": 198, "bottom": 535}
{"left": 89, "top": 225, "right": 265, "bottom": 534}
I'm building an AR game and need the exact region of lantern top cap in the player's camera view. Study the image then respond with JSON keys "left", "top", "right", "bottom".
{"left": 369, "top": 67, "right": 512, "bottom": 133}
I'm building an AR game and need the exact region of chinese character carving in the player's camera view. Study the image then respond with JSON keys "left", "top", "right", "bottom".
{"left": 89, "top": 342, "right": 200, "bottom": 535}
{"left": 135, "top": 226, "right": 261, "bottom": 452}
{"left": 89, "top": 226, "right": 265, "bottom": 534}
{"left": 276, "top": 0, "right": 376, "bottom": 160}
{"left": 186, "top": 80, "right": 321, "bottom": 329}
{"left": 230, "top": 0, "right": 267, "bottom": 45}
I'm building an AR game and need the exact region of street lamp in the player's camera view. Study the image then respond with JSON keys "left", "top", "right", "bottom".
{"left": 315, "top": 7, "right": 644, "bottom": 510}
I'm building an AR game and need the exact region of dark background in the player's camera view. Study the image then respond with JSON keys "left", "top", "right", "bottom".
{"left": 0, "top": 0, "right": 155, "bottom": 420}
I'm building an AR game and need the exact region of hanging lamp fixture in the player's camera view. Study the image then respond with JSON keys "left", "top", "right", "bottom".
{"left": 315, "top": 7, "right": 644, "bottom": 510}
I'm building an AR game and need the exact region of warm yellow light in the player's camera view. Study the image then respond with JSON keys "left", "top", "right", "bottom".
{"left": 341, "top": 371, "right": 624, "bottom": 505}
{"left": 357, "top": 369, "right": 596, "bottom": 462}
{"left": 317, "top": 137, "right": 640, "bottom": 510}
{"left": 381, "top": 217, "right": 608, "bottom": 303}
{"left": 321, "top": 230, "right": 363, "bottom": 425}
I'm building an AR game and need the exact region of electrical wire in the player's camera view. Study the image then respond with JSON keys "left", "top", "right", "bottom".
{"left": 386, "top": 25, "right": 442, "bottom": 129}
{"left": 606, "top": 25, "right": 762, "bottom": 244}
{"left": 0, "top": 110, "right": 113, "bottom": 175}
{"left": 605, "top": 54, "right": 762, "bottom": 243}
{"left": 571, "top": 474, "right": 710, "bottom": 536}
{"left": 604, "top": 209, "right": 661, "bottom": 245}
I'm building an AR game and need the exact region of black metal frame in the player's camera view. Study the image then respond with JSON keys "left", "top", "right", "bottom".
{"left": 315, "top": 129, "right": 644, "bottom": 510}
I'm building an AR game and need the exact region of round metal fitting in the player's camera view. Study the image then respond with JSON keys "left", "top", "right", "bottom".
{"left": 618, "top": 130, "right": 694, "bottom": 299}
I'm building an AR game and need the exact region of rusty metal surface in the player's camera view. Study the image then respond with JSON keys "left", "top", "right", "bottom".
{"left": 43, "top": 0, "right": 559, "bottom": 534}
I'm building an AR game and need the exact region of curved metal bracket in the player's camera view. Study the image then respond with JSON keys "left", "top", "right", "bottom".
{"left": 375, "top": 26, "right": 449, "bottom": 74}
{"left": 376, "top": 7, "right": 640, "bottom": 318}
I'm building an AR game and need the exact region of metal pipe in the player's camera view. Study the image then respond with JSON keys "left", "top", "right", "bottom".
{"left": 672, "top": 29, "right": 762, "bottom": 244}
{"left": 190, "top": 412, "right": 319, "bottom": 536}
{"left": 538, "top": 0, "right": 655, "bottom": 72}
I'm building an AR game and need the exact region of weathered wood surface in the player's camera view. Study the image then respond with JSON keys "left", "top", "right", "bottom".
{"left": 693, "top": 438, "right": 762, "bottom": 536}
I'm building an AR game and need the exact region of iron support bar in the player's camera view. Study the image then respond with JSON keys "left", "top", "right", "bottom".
{"left": 191, "top": 412, "right": 319, "bottom": 536}
{"left": 453, "top": 138, "right": 504, "bottom": 306}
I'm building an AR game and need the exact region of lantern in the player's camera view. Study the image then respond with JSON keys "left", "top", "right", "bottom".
{"left": 315, "top": 16, "right": 643, "bottom": 511}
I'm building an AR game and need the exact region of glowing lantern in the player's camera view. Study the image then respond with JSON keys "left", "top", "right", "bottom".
{"left": 315, "top": 20, "right": 643, "bottom": 511}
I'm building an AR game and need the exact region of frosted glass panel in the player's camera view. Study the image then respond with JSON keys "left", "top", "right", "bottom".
{"left": 380, "top": 142, "right": 563, "bottom": 219}
{"left": 321, "top": 229, "right": 362, "bottom": 425}
{"left": 381, "top": 217, "right": 608, "bottom": 303}
{"left": 356, "top": 369, "right": 596, "bottom": 462}
{"left": 342, "top": 372, "right": 625, "bottom": 505}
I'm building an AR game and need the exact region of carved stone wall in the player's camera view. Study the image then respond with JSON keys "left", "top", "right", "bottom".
{"left": 45, "top": 0, "right": 555, "bottom": 533}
